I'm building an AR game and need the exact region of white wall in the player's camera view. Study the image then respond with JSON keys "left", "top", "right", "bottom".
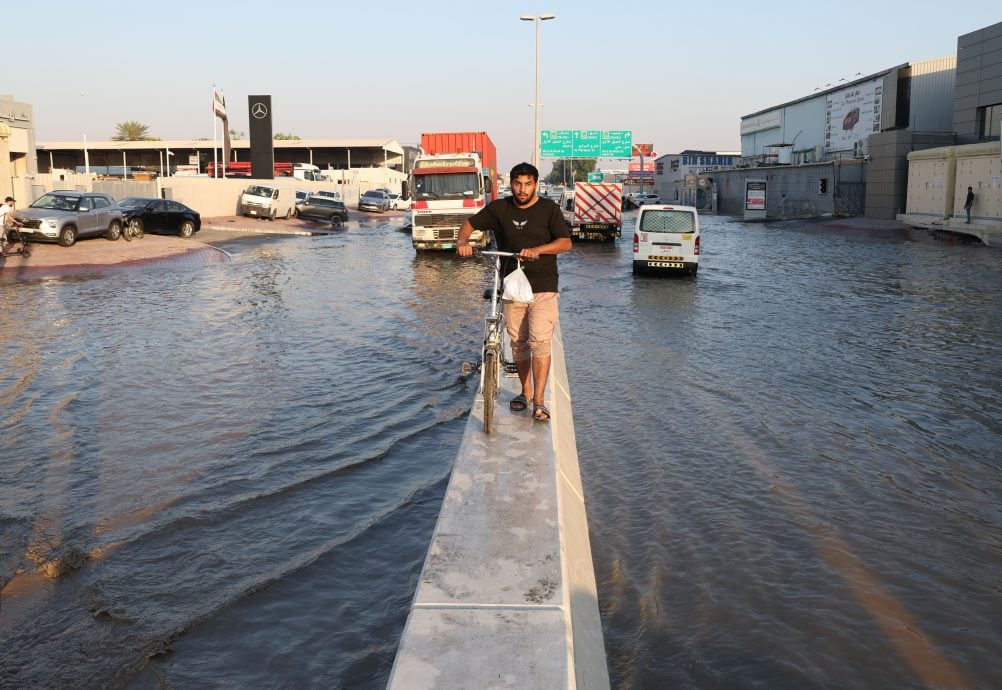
{"left": 11, "top": 167, "right": 408, "bottom": 217}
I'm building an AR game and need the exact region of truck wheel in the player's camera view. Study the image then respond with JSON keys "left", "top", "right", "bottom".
{"left": 269, "top": 209, "right": 276, "bottom": 221}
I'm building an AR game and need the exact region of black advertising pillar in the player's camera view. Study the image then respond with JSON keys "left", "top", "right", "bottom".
{"left": 248, "top": 95, "right": 274, "bottom": 179}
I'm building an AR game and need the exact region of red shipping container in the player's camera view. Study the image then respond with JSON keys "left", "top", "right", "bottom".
{"left": 420, "top": 131, "right": 498, "bottom": 201}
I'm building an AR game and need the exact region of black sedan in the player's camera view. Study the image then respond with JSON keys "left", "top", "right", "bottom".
{"left": 296, "top": 195, "right": 349, "bottom": 227}
{"left": 117, "top": 197, "right": 201, "bottom": 237}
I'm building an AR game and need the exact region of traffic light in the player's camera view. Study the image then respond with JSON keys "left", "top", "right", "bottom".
{"left": 818, "top": 178, "right": 828, "bottom": 194}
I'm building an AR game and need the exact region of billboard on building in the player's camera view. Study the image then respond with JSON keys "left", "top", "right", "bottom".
{"left": 825, "top": 82, "right": 881, "bottom": 152}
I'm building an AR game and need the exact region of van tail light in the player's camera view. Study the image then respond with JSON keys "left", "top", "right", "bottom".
{"left": 633, "top": 232, "right": 639, "bottom": 253}
{"left": 694, "top": 234, "right": 700, "bottom": 255}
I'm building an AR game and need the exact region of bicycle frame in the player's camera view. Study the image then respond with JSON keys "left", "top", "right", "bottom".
{"left": 479, "top": 250, "right": 519, "bottom": 433}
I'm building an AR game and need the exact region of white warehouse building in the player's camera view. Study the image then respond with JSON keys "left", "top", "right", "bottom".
{"left": 731, "top": 58, "right": 957, "bottom": 219}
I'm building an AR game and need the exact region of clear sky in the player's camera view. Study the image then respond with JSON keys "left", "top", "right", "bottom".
{"left": 8, "top": 1, "right": 1001, "bottom": 172}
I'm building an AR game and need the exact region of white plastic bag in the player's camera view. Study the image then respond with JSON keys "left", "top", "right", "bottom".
{"left": 502, "top": 266, "right": 534, "bottom": 303}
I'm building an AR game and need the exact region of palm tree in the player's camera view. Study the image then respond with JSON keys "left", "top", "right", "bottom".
{"left": 229, "top": 128, "right": 245, "bottom": 139}
{"left": 112, "top": 121, "right": 154, "bottom": 141}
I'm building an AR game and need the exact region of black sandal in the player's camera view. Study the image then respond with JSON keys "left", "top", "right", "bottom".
{"left": 510, "top": 394, "right": 528, "bottom": 411}
{"left": 533, "top": 404, "right": 550, "bottom": 422}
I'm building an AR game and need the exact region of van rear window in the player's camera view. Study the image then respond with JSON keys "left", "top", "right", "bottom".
{"left": 640, "top": 210, "right": 694, "bottom": 233}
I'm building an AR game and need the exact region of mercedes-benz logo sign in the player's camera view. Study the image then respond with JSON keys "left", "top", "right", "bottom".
{"left": 252, "top": 102, "right": 268, "bottom": 119}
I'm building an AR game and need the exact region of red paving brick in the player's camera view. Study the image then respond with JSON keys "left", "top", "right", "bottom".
{"left": 1, "top": 234, "right": 230, "bottom": 279}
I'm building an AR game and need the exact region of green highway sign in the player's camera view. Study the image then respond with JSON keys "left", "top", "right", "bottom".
{"left": 572, "top": 130, "right": 601, "bottom": 157}
{"left": 541, "top": 129, "right": 633, "bottom": 158}
{"left": 587, "top": 172, "right": 604, "bottom": 182}
{"left": 540, "top": 130, "right": 573, "bottom": 157}
{"left": 601, "top": 130, "right": 633, "bottom": 158}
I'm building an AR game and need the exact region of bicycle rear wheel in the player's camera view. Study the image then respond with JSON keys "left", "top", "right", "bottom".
{"left": 483, "top": 347, "right": 499, "bottom": 434}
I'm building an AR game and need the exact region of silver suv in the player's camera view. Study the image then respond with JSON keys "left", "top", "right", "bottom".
{"left": 15, "top": 191, "right": 124, "bottom": 246}
{"left": 358, "top": 190, "right": 390, "bottom": 213}
{"left": 631, "top": 192, "right": 662, "bottom": 207}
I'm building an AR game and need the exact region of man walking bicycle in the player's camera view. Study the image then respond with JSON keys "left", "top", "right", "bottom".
{"left": 457, "top": 162, "right": 572, "bottom": 421}
{"left": 1, "top": 196, "right": 23, "bottom": 252}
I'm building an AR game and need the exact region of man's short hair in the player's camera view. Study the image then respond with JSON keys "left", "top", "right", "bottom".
{"left": 509, "top": 162, "right": 538, "bottom": 181}
{"left": 3, "top": 197, "right": 14, "bottom": 203}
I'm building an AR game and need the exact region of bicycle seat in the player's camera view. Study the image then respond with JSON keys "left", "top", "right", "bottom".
{"left": 482, "top": 288, "right": 496, "bottom": 301}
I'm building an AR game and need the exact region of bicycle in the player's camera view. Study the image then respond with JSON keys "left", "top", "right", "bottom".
{"left": 1, "top": 223, "right": 32, "bottom": 259}
{"left": 122, "top": 217, "right": 144, "bottom": 241}
{"left": 462, "top": 250, "right": 520, "bottom": 434}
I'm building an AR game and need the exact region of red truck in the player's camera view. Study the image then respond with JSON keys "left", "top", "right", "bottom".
{"left": 409, "top": 131, "right": 498, "bottom": 251}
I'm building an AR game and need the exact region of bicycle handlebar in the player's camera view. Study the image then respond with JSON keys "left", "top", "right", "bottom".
{"left": 480, "top": 250, "right": 518, "bottom": 257}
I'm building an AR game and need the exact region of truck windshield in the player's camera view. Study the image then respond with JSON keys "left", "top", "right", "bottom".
{"left": 413, "top": 172, "right": 480, "bottom": 200}
{"left": 245, "top": 186, "right": 274, "bottom": 197}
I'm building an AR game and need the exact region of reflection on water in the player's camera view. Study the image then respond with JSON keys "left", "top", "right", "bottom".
{"left": 563, "top": 218, "right": 1002, "bottom": 689}
{"left": 2, "top": 217, "right": 1001, "bottom": 689}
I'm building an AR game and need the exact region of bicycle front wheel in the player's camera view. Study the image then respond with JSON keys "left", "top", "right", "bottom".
{"left": 483, "top": 347, "right": 499, "bottom": 434}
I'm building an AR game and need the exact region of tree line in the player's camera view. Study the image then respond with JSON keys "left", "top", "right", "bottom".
{"left": 111, "top": 121, "right": 299, "bottom": 141}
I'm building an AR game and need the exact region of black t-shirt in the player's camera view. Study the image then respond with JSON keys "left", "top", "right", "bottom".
{"left": 469, "top": 196, "right": 571, "bottom": 293}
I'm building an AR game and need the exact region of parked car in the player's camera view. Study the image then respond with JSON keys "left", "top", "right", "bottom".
{"left": 632, "top": 204, "right": 700, "bottom": 276}
{"left": 311, "top": 190, "right": 343, "bottom": 201}
{"left": 630, "top": 192, "right": 662, "bottom": 207}
{"left": 239, "top": 184, "right": 296, "bottom": 220}
{"left": 296, "top": 195, "right": 349, "bottom": 226}
{"left": 117, "top": 197, "right": 201, "bottom": 237}
{"left": 359, "top": 190, "right": 391, "bottom": 213}
{"left": 14, "top": 190, "right": 124, "bottom": 246}
{"left": 295, "top": 190, "right": 310, "bottom": 205}
{"left": 388, "top": 193, "right": 409, "bottom": 210}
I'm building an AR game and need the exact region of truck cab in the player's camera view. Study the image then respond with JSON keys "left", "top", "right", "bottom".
{"left": 409, "top": 152, "right": 492, "bottom": 251}
{"left": 292, "top": 164, "right": 328, "bottom": 182}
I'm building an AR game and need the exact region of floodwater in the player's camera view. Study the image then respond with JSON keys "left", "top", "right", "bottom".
{"left": 1, "top": 213, "right": 1000, "bottom": 689}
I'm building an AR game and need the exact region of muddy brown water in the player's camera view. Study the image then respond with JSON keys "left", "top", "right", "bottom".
{"left": 1, "top": 214, "right": 1000, "bottom": 688}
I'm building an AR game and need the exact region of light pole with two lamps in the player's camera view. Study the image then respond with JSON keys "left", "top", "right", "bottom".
{"left": 520, "top": 13, "right": 555, "bottom": 170}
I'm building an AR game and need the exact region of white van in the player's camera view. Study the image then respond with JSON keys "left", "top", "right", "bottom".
{"left": 239, "top": 184, "right": 297, "bottom": 220}
{"left": 311, "top": 189, "right": 343, "bottom": 202}
{"left": 632, "top": 204, "right": 700, "bottom": 276}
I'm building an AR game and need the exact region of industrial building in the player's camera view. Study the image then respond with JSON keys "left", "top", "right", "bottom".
{"left": 716, "top": 56, "right": 957, "bottom": 220}
{"left": 0, "top": 95, "right": 39, "bottom": 201}
{"left": 897, "top": 21, "right": 1002, "bottom": 241}
{"left": 652, "top": 150, "right": 740, "bottom": 211}
{"left": 34, "top": 138, "right": 407, "bottom": 177}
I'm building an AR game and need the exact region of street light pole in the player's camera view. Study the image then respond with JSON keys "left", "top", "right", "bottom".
{"left": 521, "top": 13, "right": 555, "bottom": 170}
